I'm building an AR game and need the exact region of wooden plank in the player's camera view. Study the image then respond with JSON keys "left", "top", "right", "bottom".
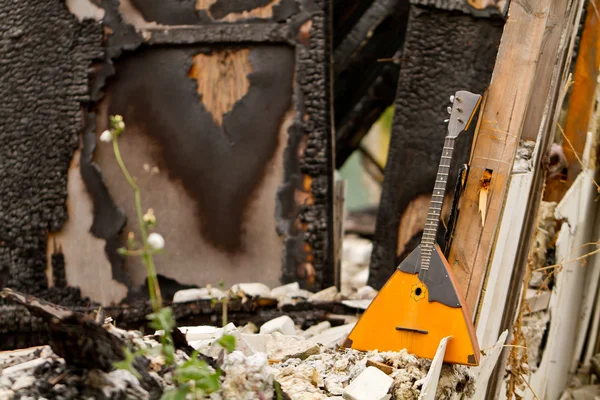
{"left": 485, "top": 0, "right": 586, "bottom": 396}
{"left": 475, "top": 172, "right": 533, "bottom": 348}
{"left": 447, "top": 0, "right": 554, "bottom": 315}
{"left": 473, "top": 330, "right": 509, "bottom": 400}
{"left": 333, "top": 177, "right": 347, "bottom": 290}
{"left": 572, "top": 84, "right": 600, "bottom": 371}
{"left": 525, "top": 147, "right": 597, "bottom": 399}
{"left": 544, "top": 4, "right": 600, "bottom": 202}
{"left": 419, "top": 336, "right": 451, "bottom": 400}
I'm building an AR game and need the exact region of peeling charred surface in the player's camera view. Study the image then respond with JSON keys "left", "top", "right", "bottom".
{"left": 129, "top": 0, "right": 298, "bottom": 24}
{"left": 333, "top": 0, "right": 409, "bottom": 168}
{"left": 101, "top": 45, "right": 294, "bottom": 255}
{"left": 0, "top": 305, "right": 47, "bottom": 350}
{"left": 281, "top": 0, "right": 333, "bottom": 290}
{"left": 368, "top": 6, "right": 503, "bottom": 289}
{"left": 51, "top": 252, "right": 67, "bottom": 289}
{"left": 0, "top": 0, "right": 103, "bottom": 303}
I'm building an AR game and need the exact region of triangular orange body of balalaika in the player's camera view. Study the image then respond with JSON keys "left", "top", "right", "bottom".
{"left": 342, "top": 243, "right": 480, "bottom": 366}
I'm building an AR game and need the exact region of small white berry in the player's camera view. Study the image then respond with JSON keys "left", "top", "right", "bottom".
{"left": 100, "top": 130, "right": 113, "bottom": 142}
{"left": 147, "top": 233, "right": 165, "bottom": 250}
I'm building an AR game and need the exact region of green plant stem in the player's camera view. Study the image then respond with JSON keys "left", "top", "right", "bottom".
{"left": 112, "top": 138, "right": 163, "bottom": 312}
{"left": 222, "top": 298, "right": 228, "bottom": 327}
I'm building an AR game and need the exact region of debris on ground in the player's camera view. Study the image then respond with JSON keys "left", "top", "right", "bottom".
{"left": 0, "top": 293, "right": 478, "bottom": 400}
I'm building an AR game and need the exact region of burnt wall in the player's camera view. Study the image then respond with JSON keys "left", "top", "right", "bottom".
{"left": 0, "top": 0, "right": 103, "bottom": 304}
{"left": 1, "top": 0, "right": 334, "bottom": 321}
{"left": 368, "top": 5, "right": 504, "bottom": 289}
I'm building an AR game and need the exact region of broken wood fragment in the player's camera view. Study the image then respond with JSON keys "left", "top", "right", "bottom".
{"left": 1, "top": 288, "right": 126, "bottom": 372}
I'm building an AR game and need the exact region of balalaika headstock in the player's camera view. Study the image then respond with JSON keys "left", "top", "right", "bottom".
{"left": 445, "top": 90, "right": 482, "bottom": 139}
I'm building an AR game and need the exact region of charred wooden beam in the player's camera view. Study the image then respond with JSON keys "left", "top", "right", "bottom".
{"left": 368, "top": 3, "right": 504, "bottom": 289}
{"left": 0, "top": 294, "right": 359, "bottom": 350}
{"left": 1, "top": 288, "right": 124, "bottom": 372}
{"left": 333, "top": 0, "right": 408, "bottom": 168}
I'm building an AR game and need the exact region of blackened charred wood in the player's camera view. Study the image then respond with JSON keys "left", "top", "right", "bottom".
{"left": 333, "top": 0, "right": 409, "bottom": 168}
{"left": 368, "top": 6, "right": 504, "bottom": 289}
{"left": 1, "top": 288, "right": 125, "bottom": 371}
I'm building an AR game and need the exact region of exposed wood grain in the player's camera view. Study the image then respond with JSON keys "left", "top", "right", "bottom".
{"left": 447, "top": 0, "right": 555, "bottom": 315}
{"left": 544, "top": 5, "right": 600, "bottom": 202}
{"left": 189, "top": 49, "right": 252, "bottom": 127}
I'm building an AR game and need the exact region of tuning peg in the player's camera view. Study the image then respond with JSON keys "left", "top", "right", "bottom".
{"left": 447, "top": 106, "right": 452, "bottom": 114}
{"left": 450, "top": 95, "right": 455, "bottom": 103}
{"left": 444, "top": 119, "right": 449, "bottom": 123}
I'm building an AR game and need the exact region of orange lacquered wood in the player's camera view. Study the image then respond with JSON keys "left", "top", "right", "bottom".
{"left": 345, "top": 247, "right": 480, "bottom": 365}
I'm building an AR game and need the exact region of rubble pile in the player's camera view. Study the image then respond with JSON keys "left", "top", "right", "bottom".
{"left": 0, "top": 320, "right": 476, "bottom": 400}
{"left": 0, "top": 237, "right": 478, "bottom": 399}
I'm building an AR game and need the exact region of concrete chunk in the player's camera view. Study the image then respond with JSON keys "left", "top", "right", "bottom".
{"left": 311, "top": 323, "right": 356, "bottom": 348}
{"left": 301, "top": 321, "right": 332, "bottom": 338}
{"left": 11, "top": 375, "right": 36, "bottom": 391}
{"left": 259, "top": 315, "right": 296, "bottom": 335}
{"left": 173, "top": 287, "right": 224, "bottom": 303}
{"left": 231, "top": 283, "right": 271, "bottom": 298}
{"left": 266, "top": 333, "right": 320, "bottom": 362}
{"left": 309, "top": 286, "right": 339, "bottom": 302}
{"left": 342, "top": 366, "right": 393, "bottom": 400}
{"left": 270, "top": 282, "right": 300, "bottom": 298}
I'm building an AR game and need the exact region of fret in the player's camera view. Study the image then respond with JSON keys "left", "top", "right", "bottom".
{"left": 420, "top": 136, "right": 455, "bottom": 253}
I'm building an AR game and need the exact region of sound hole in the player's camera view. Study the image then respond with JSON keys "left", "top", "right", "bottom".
{"left": 415, "top": 287, "right": 422, "bottom": 296}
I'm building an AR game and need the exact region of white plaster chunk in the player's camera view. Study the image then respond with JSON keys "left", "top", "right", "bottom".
{"left": 354, "top": 286, "right": 378, "bottom": 299}
{"left": 349, "top": 269, "right": 369, "bottom": 291}
{"left": 177, "top": 325, "right": 221, "bottom": 341}
{"left": 11, "top": 375, "right": 36, "bottom": 391}
{"left": 172, "top": 287, "right": 224, "bottom": 303}
{"left": 231, "top": 283, "right": 272, "bottom": 298}
{"left": 309, "top": 287, "right": 340, "bottom": 302}
{"left": 260, "top": 315, "right": 296, "bottom": 335}
{"left": 203, "top": 323, "right": 256, "bottom": 357}
{"left": 341, "top": 299, "right": 372, "bottom": 310}
{"left": 270, "top": 282, "right": 300, "bottom": 298}
{"left": 241, "top": 333, "right": 272, "bottom": 354}
{"left": 311, "top": 323, "right": 356, "bottom": 348}
{"left": 342, "top": 366, "right": 393, "bottom": 400}
{"left": 342, "top": 238, "right": 373, "bottom": 265}
{"left": 266, "top": 333, "right": 320, "bottom": 362}
{"left": 239, "top": 322, "right": 258, "bottom": 334}
{"left": 301, "top": 321, "right": 332, "bottom": 339}
{"left": 2, "top": 357, "right": 48, "bottom": 376}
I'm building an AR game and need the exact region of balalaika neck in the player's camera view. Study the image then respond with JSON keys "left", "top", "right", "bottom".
{"left": 420, "top": 137, "right": 455, "bottom": 272}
